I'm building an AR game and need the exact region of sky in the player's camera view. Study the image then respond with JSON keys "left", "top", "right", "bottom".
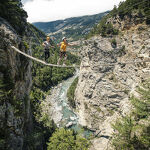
{"left": 22, "top": 0, "right": 124, "bottom": 23}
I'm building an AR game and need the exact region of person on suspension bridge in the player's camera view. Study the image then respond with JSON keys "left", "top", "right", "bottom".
{"left": 57, "top": 37, "right": 75, "bottom": 65}
{"left": 42, "top": 36, "right": 54, "bottom": 62}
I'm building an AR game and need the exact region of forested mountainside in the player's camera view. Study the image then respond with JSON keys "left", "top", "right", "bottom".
{"left": 87, "top": 0, "right": 150, "bottom": 38}
{"left": 74, "top": 0, "right": 150, "bottom": 149}
{"left": 33, "top": 11, "right": 109, "bottom": 41}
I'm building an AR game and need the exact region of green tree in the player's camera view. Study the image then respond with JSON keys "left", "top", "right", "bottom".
{"left": 112, "top": 116, "right": 135, "bottom": 150}
{"left": 112, "top": 80, "right": 150, "bottom": 150}
{"left": 47, "top": 128, "right": 90, "bottom": 150}
{"left": 87, "top": 0, "right": 150, "bottom": 38}
{"left": 67, "top": 77, "right": 79, "bottom": 108}
{"left": 0, "top": 0, "right": 28, "bottom": 34}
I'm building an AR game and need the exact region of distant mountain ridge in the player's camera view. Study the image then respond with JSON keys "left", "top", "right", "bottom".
{"left": 33, "top": 11, "right": 109, "bottom": 41}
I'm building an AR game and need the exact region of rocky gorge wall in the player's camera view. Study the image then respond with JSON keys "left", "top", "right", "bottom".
{"left": 75, "top": 24, "right": 150, "bottom": 150}
{"left": 0, "top": 17, "right": 32, "bottom": 150}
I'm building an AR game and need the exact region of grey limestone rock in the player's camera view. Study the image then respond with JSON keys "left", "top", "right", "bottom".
{"left": 0, "top": 17, "right": 32, "bottom": 150}
{"left": 75, "top": 25, "right": 150, "bottom": 150}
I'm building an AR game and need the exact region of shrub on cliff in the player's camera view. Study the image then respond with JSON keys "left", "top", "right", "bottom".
{"left": 67, "top": 77, "right": 79, "bottom": 108}
{"left": 87, "top": 15, "right": 119, "bottom": 38}
{"left": 112, "top": 80, "right": 150, "bottom": 150}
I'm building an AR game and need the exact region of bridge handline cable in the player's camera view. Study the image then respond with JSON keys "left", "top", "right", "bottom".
{"left": 11, "top": 46, "right": 79, "bottom": 68}
{"left": 11, "top": 45, "right": 150, "bottom": 68}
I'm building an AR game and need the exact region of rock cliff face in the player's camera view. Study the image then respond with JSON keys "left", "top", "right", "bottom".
{"left": 0, "top": 17, "right": 32, "bottom": 150}
{"left": 107, "top": 13, "right": 146, "bottom": 30}
{"left": 75, "top": 24, "right": 150, "bottom": 149}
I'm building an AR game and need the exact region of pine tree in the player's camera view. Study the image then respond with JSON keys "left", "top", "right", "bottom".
{"left": 112, "top": 80, "right": 150, "bottom": 150}
{"left": 47, "top": 128, "right": 90, "bottom": 150}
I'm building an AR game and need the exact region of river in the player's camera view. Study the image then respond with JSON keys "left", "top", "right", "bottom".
{"left": 42, "top": 69, "right": 93, "bottom": 137}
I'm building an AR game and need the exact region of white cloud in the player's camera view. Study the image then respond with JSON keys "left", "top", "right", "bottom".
{"left": 23, "top": 0, "right": 124, "bottom": 23}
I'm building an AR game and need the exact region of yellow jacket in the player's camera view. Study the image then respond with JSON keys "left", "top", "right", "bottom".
{"left": 60, "top": 42, "right": 68, "bottom": 52}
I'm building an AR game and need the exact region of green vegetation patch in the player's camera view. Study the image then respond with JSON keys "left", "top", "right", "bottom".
{"left": 111, "top": 0, "right": 150, "bottom": 24}
{"left": 112, "top": 80, "right": 150, "bottom": 150}
{"left": 87, "top": 15, "right": 119, "bottom": 38}
{"left": 0, "top": 0, "right": 28, "bottom": 35}
{"left": 47, "top": 128, "right": 91, "bottom": 150}
{"left": 67, "top": 77, "right": 79, "bottom": 108}
{"left": 87, "top": 0, "right": 150, "bottom": 38}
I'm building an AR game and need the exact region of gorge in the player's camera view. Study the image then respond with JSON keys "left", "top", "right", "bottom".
{"left": 0, "top": 0, "right": 150, "bottom": 150}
